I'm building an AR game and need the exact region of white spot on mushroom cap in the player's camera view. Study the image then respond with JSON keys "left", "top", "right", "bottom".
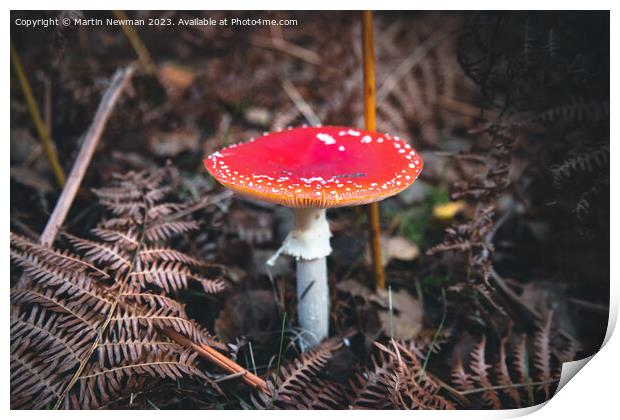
{"left": 301, "top": 177, "right": 324, "bottom": 183}
{"left": 316, "top": 133, "right": 336, "bottom": 145}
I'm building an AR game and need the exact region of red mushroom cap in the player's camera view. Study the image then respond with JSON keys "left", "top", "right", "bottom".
{"left": 204, "top": 126, "right": 423, "bottom": 208}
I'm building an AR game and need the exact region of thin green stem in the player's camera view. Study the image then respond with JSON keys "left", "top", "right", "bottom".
{"left": 419, "top": 288, "right": 447, "bottom": 379}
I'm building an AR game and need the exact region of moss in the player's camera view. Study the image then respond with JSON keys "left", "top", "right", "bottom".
{"left": 420, "top": 274, "right": 451, "bottom": 292}
{"left": 398, "top": 184, "right": 450, "bottom": 249}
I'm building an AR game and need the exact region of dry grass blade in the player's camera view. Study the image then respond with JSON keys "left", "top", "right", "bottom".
{"left": 10, "top": 42, "right": 65, "bottom": 187}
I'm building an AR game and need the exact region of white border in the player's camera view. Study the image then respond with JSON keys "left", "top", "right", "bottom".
{"left": 4, "top": 2, "right": 617, "bottom": 418}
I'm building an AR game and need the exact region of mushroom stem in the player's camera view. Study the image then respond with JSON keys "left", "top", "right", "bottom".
{"left": 296, "top": 256, "right": 329, "bottom": 349}
{"left": 284, "top": 207, "right": 332, "bottom": 349}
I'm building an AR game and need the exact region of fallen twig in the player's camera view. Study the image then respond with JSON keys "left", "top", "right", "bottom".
{"left": 15, "top": 66, "right": 133, "bottom": 290}
{"left": 458, "top": 379, "right": 559, "bottom": 396}
{"left": 280, "top": 79, "right": 322, "bottom": 126}
{"left": 163, "top": 328, "right": 269, "bottom": 394}
{"left": 250, "top": 36, "right": 321, "bottom": 65}
{"left": 485, "top": 208, "right": 579, "bottom": 343}
{"left": 38, "top": 66, "right": 135, "bottom": 249}
{"left": 250, "top": 25, "right": 321, "bottom": 66}
{"left": 490, "top": 267, "right": 577, "bottom": 343}
{"left": 565, "top": 296, "right": 609, "bottom": 315}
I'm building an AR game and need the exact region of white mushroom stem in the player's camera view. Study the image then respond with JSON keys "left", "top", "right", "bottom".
{"left": 268, "top": 207, "right": 332, "bottom": 349}
{"left": 296, "top": 255, "right": 329, "bottom": 349}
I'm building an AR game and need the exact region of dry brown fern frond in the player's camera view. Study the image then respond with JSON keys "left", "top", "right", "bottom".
{"left": 348, "top": 352, "right": 395, "bottom": 409}
{"left": 10, "top": 233, "right": 109, "bottom": 278}
{"left": 371, "top": 14, "right": 475, "bottom": 145}
{"left": 138, "top": 247, "right": 204, "bottom": 267}
{"left": 10, "top": 168, "right": 231, "bottom": 409}
{"left": 551, "top": 145, "right": 609, "bottom": 188}
{"left": 428, "top": 124, "right": 516, "bottom": 322}
{"left": 384, "top": 342, "right": 456, "bottom": 410}
{"left": 538, "top": 101, "right": 609, "bottom": 123}
{"left": 452, "top": 318, "right": 565, "bottom": 409}
{"left": 145, "top": 220, "right": 200, "bottom": 242}
{"left": 252, "top": 338, "right": 347, "bottom": 409}
{"left": 350, "top": 340, "right": 456, "bottom": 410}
{"left": 74, "top": 349, "right": 208, "bottom": 409}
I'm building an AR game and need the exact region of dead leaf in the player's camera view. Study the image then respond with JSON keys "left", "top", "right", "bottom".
{"left": 244, "top": 106, "right": 272, "bottom": 127}
{"left": 148, "top": 128, "right": 200, "bottom": 157}
{"left": 432, "top": 201, "right": 465, "bottom": 222}
{"left": 336, "top": 279, "right": 379, "bottom": 302}
{"left": 376, "top": 288, "right": 423, "bottom": 340}
{"left": 366, "top": 234, "right": 419, "bottom": 267}
{"left": 384, "top": 235, "right": 419, "bottom": 262}
{"left": 336, "top": 280, "right": 423, "bottom": 340}
{"left": 158, "top": 62, "right": 196, "bottom": 98}
{"left": 214, "top": 289, "right": 280, "bottom": 347}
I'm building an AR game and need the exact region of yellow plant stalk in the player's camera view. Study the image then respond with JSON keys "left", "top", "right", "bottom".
{"left": 113, "top": 10, "right": 157, "bottom": 75}
{"left": 362, "top": 11, "right": 386, "bottom": 289}
{"left": 11, "top": 43, "right": 65, "bottom": 187}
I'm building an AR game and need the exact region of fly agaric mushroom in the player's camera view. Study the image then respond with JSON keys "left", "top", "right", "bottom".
{"left": 204, "top": 126, "right": 423, "bottom": 348}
